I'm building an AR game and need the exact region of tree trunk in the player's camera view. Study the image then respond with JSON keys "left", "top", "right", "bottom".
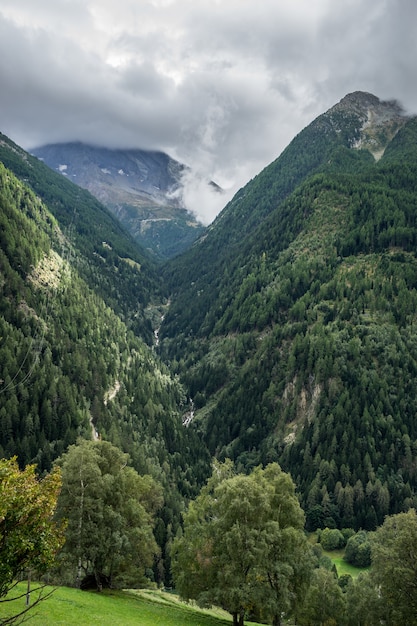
{"left": 231, "top": 611, "right": 245, "bottom": 626}
{"left": 272, "top": 614, "right": 281, "bottom": 626}
{"left": 94, "top": 569, "right": 103, "bottom": 592}
{"left": 26, "top": 570, "right": 31, "bottom": 607}
{"left": 75, "top": 469, "right": 85, "bottom": 587}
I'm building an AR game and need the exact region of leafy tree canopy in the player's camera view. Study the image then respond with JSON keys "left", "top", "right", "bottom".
{"left": 298, "top": 567, "right": 346, "bottom": 626}
{"left": 172, "top": 460, "right": 312, "bottom": 626}
{"left": 344, "top": 530, "right": 372, "bottom": 568}
{"left": 371, "top": 508, "right": 417, "bottom": 625}
{"left": 0, "top": 457, "right": 64, "bottom": 623}
{"left": 55, "top": 440, "right": 163, "bottom": 590}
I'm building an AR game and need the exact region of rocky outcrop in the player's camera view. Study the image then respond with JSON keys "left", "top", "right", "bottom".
{"left": 327, "top": 91, "right": 411, "bottom": 159}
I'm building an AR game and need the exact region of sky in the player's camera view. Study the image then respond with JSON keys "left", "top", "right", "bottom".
{"left": 1, "top": 0, "right": 417, "bottom": 224}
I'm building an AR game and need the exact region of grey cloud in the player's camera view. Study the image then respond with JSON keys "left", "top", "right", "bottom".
{"left": 117, "top": 61, "right": 174, "bottom": 100}
{"left": 0, "top": 0, "right": 417, "bottom": 223}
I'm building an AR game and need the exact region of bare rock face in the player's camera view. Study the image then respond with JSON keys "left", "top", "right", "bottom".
{"left": 333, "top": 91, "right": 403, "bottom": 116}
{"left": 326, "top": 91, "right": 411, "bottom": 159}
{"left": 32, "top": 142, "right": 206, "bottom": 258}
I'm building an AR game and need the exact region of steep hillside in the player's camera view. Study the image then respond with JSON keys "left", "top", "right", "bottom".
{"left": 159, "top": 92, "right": 417, "bottom": 530}
{"left": 3, "top": 91, "right": 417, "bottom": 542}
{"left": 32, "top": 142, "right": 206, "bottom": 259}
{"left": 0, "top": 151, "right": 211, "bottom": 582}
{"left": 161, "top": 92, "right": 409, "bottom": 338}
{"left": 0, "top": 133, "right": 164, "bottom": 340}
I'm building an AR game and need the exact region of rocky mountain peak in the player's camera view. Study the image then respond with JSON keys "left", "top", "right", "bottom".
{"left": 327, "top": 91, "right": 412, "bottom": 159}
{"left": 335, "top": 90, "right": 398, "bottom": 113}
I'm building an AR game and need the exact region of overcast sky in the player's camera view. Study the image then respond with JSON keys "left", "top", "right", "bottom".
{"left": 1, "top": 0, "right": 416, "bottom": 223}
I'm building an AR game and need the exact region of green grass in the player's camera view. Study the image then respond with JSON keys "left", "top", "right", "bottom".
{"left": 0, "top": 584, "right": 262, "bottom": 626}
{"left": 308, "top": 533, "right": 369, "bottom": 579}
{"left": 324, "top": 549, "right": 369, "bottom": 578}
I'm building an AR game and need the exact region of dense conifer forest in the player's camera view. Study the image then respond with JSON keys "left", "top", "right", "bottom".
{"left": 159, "top": 94, "right": 417, "bottom": 530}
{"left": 0, "top": 141, "right": 211, "bottom": 586}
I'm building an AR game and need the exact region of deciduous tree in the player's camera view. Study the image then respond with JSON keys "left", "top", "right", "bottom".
{"left": 298, "top": 567, "right": 346, "bottom": 626}
{"left": 0, "top": 457, "right": 64, "bottom": 623}
{"left": 371, "top": 508, "right": 417, "bottom": 625}
{"left": 55, "top": 440, "right": 163, "bottom": 590}
{"left": 172, "top": 461, "right": 311, "bottom": 626}
{"left": 344, "top": 530, "right": 372, "bottom": 567}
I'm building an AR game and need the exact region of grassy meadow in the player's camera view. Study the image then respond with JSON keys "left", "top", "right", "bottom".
{"left": 326, "top": 549, "right": 368, "bottom": 578}
{"left": 0, "top": 584, "right": 263, "bottom": 626}
{"left": 307, "top": 532, "right": 369, "bottom": 579}
{"left": 0, "top": 546, "right": 366, "bottom": 625}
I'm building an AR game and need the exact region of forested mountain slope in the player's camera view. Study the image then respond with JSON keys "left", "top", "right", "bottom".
{"left": 0, "top": 151, "right": 211, "bottom": 582}
{"left": 159, "top": 92, "right": 417, "bottom": 530}
{"left": 161, "top": 92, "right": 409, "bottom": 338}
{"left": 0, "top": 133, "right": 161, "bottom": 340}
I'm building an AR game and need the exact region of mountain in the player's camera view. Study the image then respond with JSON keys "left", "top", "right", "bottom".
{"left": 0, "top": 133, "right": 211, "bottom": 583}
{"left": 3, "top": 90, "right": 417, "bottom": 541}
{"left": 0, "top": 133, "right": 163, "bottom": 339}
{"left": 159, "top": 91, "right": 417, "bottom": 530}
{"left": 31, "top": 142, "right": 206, "bottom": 259}
{"left": 161, "top": 92, "right": 412, "bottom": 340}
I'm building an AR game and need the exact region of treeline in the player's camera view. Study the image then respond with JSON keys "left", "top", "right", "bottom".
{"left": 173, "top": 460, "right": 417, "bottom": 626}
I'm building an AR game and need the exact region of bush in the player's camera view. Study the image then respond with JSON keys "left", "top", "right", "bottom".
{"left": 319, "top": 555, "right": 334, "bottom": 571}
{"left": 311, "top": 542, "right": 323, "bottom": 562}
{"left": 344, "top": 530, "right": 372, "bottom": 567}
{"left": 341, "top": 528, "right": 355, "bottom": 542}
{"left": 338, "top": 573, "right": 352, "bottom": 590}
{"left": 320, "top": 527, "right": 346, "bottom": 550}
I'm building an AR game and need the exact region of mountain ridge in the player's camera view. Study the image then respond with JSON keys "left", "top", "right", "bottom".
{"left": 158, "top": 91, "right": 417, "bottom": 530}
{"left": 162, "top": 92, "right": 413, "bottom": 309}
{"left": 323, "top": 90, "right": 411, "bottom": 158}
{"left": 0, "top": 143, "right": 211, "bottom": 584}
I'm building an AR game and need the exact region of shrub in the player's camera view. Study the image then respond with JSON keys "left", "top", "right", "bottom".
{"left": 320, "top": 527, "right": 346, "bottom": 550}
{"left": 344, "top": 530, "right": 372, "bottom": 567}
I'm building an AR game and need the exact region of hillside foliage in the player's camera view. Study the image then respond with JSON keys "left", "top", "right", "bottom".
{"left": 159, "top": 109, "right": 417, "bottom": 530}
{"left": 0, "top": 158, "right": 210, "bottom": 585}
{"left": 172, "top": 460, "right": 311, "bottom": 626}
{"left": 0, "top": 134, "right": 161, "bottom": 339}
{"left": 55, "top": 440, "right": 163, "bottom": 590}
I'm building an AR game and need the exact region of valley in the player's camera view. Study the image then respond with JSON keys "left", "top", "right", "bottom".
{"left": 2, "top": 91, "right": 417, "bottom": 624}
